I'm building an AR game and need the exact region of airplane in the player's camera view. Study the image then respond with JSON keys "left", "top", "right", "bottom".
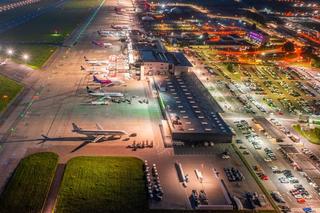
{"left": 99, "top": 34, "right": 119, "bottom": 41}
{"left": 97, "top": 30, "right": 111, "bottom": 35}
{"left": 103, "top": 42, "right": 113, "bottom": 48}
{"left": 91, "top": 100, "right": 109, "bottom": 105}
{"left": 97, "top": 30, "right": 119, "bottom": 37}
{"left": 93, "top": 75, "right": 125, "bottom": 87}
{"left": 92, "top": 40, "right": 104, "bottom": 47}
{"left": 72, "top": 123, "right": 128, "bottom": 143}
{"left": 87, "top": 86, "right": 124, "bottom": 97}
{"left": 92, "top": 40, "right": 113, "bottom": 48}
{"left": 86, "top": 60, "right": 109, "bottom": 66}
{"left": 111, "top": 24, "right": 128, "bottom": 30}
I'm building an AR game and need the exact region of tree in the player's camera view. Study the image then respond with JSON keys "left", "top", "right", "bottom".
{"left": 311, "top": 58, "right": 320, "bottom": 68}
{"left": 202, "top": 32, "right": 209, "bottom": 40}
{"left": 226, "top": 63, "right": 234, "bottom": 72}
{"left": 302, "top": 46, "right": 313, "bottom": 58}
{"left": 283, "top": 41, "right": 295, "bottom": 52}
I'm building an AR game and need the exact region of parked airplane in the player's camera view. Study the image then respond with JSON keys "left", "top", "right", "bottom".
{"left": 87, "top": 86, "right": 124, "bottom": 97}
{"left": 72, "top": 123, "right": 127, "bottom": 142}
{"left": 86, "top": 60, "right": 109, "bottom": 66}
{"left": 93, "top": 75, "right": 125, "bottom": 87}
{"left": 97, "top": 30, "right": 111, "bottom": 35}
{"left": 111, "top": 24, "right": 128, "bottom": 30}
{"left": 92, "top": 40, "right": 104, "bottom": 47}
{"left": 103, "top": 43, "right": 113, "bottom": 48}
{"left": 92, "top": 40, "right": 113, "bottom": 48}
{"left": 97, "top": 30, "right": 119, "bottom": 39}
{"left": 91, "top": 100, "right": 109, "bottom": 105}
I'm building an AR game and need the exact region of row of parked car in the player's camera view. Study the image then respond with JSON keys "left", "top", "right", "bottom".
{"left": 234, "top": 120, "right": 263, "bottom": 151}
{"left": 245, "top": 192, "right": 267, "bottom": 209}
{"left": 224, "top": 167, "right": 244, "bottom": 182}
{"left": 301, "top": 148, "right": 320, "bottom": 169}
{"left": 264, "top": 148, "right": 277, "bottom": 161}
{"left": 281, "top": 170, "right": 312, "bottom": 203}
{"left": 191, "top": 189, "right": 208, "bottom": 207}
{"left": 144, "top": 161, "right": 163, "bottom": 201}
{"left": 289, "top": 184, "right": 312, "bottom": 203}
{"left": 253, "top": 165, "right": 269, "bottom": 181}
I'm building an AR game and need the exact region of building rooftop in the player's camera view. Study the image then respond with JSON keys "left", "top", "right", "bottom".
{"left": 167, "top": 52, "right": 193, "bottom": 67}
{"left": 140, "top": 50, "right": 192, "bottom": 67}
{"left": 137, "top": 40, "right": 192, "bottom": 67}
{"left": 155, "top": 74, "right": 232, "bottom": 142}
{"left": 140, "top": 50, "right": 168, "bottom": 63}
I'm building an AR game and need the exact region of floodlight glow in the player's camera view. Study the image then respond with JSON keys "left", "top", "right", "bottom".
{"left": 22, "top": 54, "right": 29, "bottom": 61}
{"left": 7, "top": 48, "right": 14, "bottom": 55}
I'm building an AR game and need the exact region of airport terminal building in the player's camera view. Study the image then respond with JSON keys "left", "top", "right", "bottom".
{"left": 133, "top": 40, "right": 232, "bottom": 143}
{"left": 134, "top": 40, "right": 192, "bottom": 79}
{"left": 155, "top": 73, "right": 233, "bottom": 144}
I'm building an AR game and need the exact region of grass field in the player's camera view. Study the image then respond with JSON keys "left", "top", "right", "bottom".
{"left": 293, "top": 124, "right": 320, "bottom": 145}
{"left": 12, "top": 45, "right": 58, "bottom": 69}
{"left": 0, "top": 0, "right": 102, "bottom": 68}
{"left": 55, "top": 156, "right": 148, "bottom": 213}
{"left": 0, "top": 75, "right": 23, "bottom": 112}
{"left": 0, "top": 152, "right": 58, "bottom": 213}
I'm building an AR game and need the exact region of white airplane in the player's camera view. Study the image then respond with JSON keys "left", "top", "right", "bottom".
{"left": 111, "top": 24, "right": 128, "bottom": 30}
{"left": 103, "top": 43, "right": 113, "bottom": 48}
{"left": 72, "top": 123, "right": 127, "bottom": 142}
{"left": 97, "top": 30, "right": 111, "bottom": 35}
{"left": 87, "top": 86, "right": 124, "bottom": 97}
{"left": 91, "top": 100, "right": 109, "bottom": 105}
{"left": 86, "top": 60, "right": 109, "bottom": 66}
{"left": 97, "top": 31, "right": 119, "bottom": 39}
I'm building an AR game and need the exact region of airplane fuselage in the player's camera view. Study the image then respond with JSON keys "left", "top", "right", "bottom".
{"left": 89, "top": 92, "right": 124, "bottom": 97}
{"left": 74, "top": 130, "right": 127, "bottom": 136}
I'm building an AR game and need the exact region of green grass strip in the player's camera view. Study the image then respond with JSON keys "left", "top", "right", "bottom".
{"left": 0, "top": 152, "right": 59, "bottom": 213}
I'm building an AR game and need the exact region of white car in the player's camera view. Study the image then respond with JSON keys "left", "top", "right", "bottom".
{"left": 0, "top": 59, "right": 7, "bottom": 65}
{"left": 222, "top": 154, "right": 230, "bottom": 159}
{"left": 264, "top": 157, "right": 272, "bottom": 162}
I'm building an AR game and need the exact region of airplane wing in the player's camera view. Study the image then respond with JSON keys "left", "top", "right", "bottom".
{"left": 92, "top": 135, "right": 104, "bottom": 143}
{"left": 98, "top": 96, "right": 107, "bottom": 101}
{"left": 96, "top": 123, "right": 104, "bottom": 130}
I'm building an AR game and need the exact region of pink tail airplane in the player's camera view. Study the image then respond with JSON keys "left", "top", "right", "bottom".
{"left": 93, "top": 75, "right": 124, "bottom": 87}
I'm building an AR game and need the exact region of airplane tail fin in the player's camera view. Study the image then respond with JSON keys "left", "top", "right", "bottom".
{"left": 86, "top": 86, "right": 93, "bottom": 93}
{"left": 93, "top": 75, "right": 99, "bottom": 83}
{"left": 72, "top": 123, "right": 81, "bottom": 132}
{"left": 41, "top": 134, "right": 49, "bottom": 140}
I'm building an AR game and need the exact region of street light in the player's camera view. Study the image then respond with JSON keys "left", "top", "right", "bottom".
{"left": 22, "top": 53, "right": 29, "bottom": 61}
{"left": 6, "top": 48, "right": 14, "bottom": 56}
